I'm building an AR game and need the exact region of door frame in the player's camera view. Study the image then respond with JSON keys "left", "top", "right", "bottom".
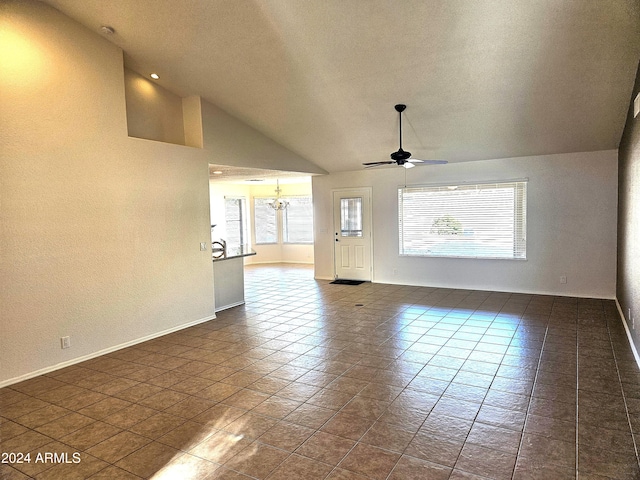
{"left": 332, "top": 187, "right": 373, "bottom": 281}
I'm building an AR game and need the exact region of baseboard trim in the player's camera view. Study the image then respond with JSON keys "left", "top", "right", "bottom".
{"left": 615, "top": 298, "right": 640, "bottom": 370}
{"left": 314, "top": 275, "right": 334, "bottom": 281}
{"left": 246, "top": 260, "right": 314, "bottom": 265}
{"left": 215, "top": 301, "right": 245, "bottom": 312}
{"left": 0, "top": 314, "right": 217, "bottom": 389}
{"left": 369, "top": 278, "right": 616, "bottom": 300}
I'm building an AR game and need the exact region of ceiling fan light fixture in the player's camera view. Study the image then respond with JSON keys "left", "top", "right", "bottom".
{"left": 403, "top": 162, "right": 415, "bottom": 169}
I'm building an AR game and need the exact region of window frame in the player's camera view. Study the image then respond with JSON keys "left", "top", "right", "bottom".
{"left": 253, "top": 196, "right": 279, "bottom": 245}
{"left": 398, "top": 179, "right": 528, "bottom": 260}
{"left": 223, "top": 196, "right": 249, "bottom": 249}
{"left": 282, "top": 195, "right": 314, "bottom": 245}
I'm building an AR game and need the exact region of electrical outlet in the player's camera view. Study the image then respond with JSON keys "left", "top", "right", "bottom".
{"left": 392, "top": 268, "right": 398, "bottom": 276}
{"left": 200, "top": 242, "right": 207, "bottom": 251}
{"left": 559, "top": 275, "right": 567, "bottom": 284}
{"left": 60, "top": 336, "right": 71, "bottom": 349}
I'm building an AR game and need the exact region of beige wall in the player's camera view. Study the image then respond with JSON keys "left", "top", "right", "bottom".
{"left": 0, "top": 1, "right": 321, "bottom": 385}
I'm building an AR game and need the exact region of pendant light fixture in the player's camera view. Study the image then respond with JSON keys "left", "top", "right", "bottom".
{"left": 269, "top": 179, "right": 289, "bottom": 210}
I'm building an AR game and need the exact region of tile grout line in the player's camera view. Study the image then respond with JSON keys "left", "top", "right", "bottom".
{"left": 325, "top": 290, "right": 492, "bottom": 480}
{"left": 380, "top": 294, "right": 478, "bottom": 480}
{"left": 280, "top": 294, "right": 427, "bottom": 480}
{"left": 351, "top": 296, "right": 461, "bottom": 480}
{"left": 460, "top": 294, "right": 539, "bottom": 479}
{"left": 386, "top": 292, "right": 529, "bottom": 479}
{"left": 606, "top": 306, "right": 640, "bottom": 473}
{"left": 511, "top": 306, "right": 550, "bottom": 480}
{"left": 576, "top": 311, "right": 580, "bottom": 480}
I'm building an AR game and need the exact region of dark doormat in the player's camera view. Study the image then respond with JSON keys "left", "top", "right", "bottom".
{"left": 330, "top": 279, "right": 364, "bottom": 285}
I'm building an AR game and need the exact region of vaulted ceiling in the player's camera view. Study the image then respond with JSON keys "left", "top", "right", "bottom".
{"left": 45, "top": 0, "right": 640, "bottom": 173}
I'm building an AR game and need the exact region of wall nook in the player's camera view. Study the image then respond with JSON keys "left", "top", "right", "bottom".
{"left": 123, "top": 68, "right": 203, "bottom": 148}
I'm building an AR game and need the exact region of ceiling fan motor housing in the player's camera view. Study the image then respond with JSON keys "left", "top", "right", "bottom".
{"left": 391, "top": 148, "right": 411, "bottom": 161}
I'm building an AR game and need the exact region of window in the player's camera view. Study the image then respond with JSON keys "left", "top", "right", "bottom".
{"left": 283, "top": 196, "right": 314, "bottom": 243}
{"left": 399, "top": 181, "right": 527, "bottom": 259}
{"left": 254, "top": 195, "right": 314, "bottom": 245}
{"left": 340, "top": 197, "right": 363, "bottom": 237}
{"left": 224, "top": 197, "right": 248, "bottom": 249}
{"left": 254, "top": 197, "right": 278, "bottom": 244}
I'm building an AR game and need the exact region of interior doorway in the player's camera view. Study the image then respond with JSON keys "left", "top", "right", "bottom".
{"left": 208, "top": 165, "right": 315, "bottom": 266}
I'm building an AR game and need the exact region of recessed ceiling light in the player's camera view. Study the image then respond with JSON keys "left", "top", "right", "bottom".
{"left": 100, "top": 26, "right": 115, "bottom": 35}
{"left": 150, "top": 73, "right": 159, "bottom": 80}
{"left": 212, "top": 171, "right": 223, "bottom": 175}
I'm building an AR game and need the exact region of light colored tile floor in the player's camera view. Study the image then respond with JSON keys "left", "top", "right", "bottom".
{"left": 1, "top": 263, "right": 640, "bottom": 479}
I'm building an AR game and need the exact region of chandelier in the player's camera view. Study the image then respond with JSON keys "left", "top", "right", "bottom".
{"left": 269, "top": 179, "right": 289, "bottom": 210}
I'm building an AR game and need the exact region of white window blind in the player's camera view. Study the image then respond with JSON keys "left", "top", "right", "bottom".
{"left": 399, "top": 181, "right": 527, "bottom": 259}
{"left": 254, "top": 197, "right": 278, "bottom": 244}
{"left": 224, "top": 197, "right": 247, "bottom": 249}
{"left": 283, "top": 196, "right": 314, "bottom": 244}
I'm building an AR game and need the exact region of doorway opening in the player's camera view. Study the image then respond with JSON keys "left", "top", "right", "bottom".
{"left": 209, "top": 165, "right": 315, "bottom": 267}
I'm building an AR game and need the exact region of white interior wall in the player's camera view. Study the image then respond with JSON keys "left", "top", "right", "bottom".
{"left": 313, "top": 150, "right": 618, "bottom": 298}
{"left": 0, "top": 1, "right": 321, "bottom": 386}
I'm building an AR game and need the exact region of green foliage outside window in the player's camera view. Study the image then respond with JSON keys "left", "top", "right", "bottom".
{"left": 431, "top": 215, "right": 462, "bottom": 236}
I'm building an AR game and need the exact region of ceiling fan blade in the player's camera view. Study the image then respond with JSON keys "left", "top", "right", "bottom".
{"left": 362, "top": 161, "right": 394, "bottom": 167}
{"left": 409, "top": 159, "right": 448, "bottom": 165}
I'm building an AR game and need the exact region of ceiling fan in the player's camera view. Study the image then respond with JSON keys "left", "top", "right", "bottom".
{"left": 363, "top": 104, "right": 448, "bottom": 169}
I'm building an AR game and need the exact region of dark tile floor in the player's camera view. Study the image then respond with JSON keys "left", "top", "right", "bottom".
{"left": 2, "top": 264, "right": 640, "bottom": 479}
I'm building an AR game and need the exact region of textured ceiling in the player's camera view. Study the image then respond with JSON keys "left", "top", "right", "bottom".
{"left": 208, "top": 164, "right": 312, "bottom": 184}
{"left": 45, "top": 0, "right": 640, "bottom": 173}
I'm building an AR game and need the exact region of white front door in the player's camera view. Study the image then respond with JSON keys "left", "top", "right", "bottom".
{"left": 333, "top": 188, "right": 372, "bottom": 281}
